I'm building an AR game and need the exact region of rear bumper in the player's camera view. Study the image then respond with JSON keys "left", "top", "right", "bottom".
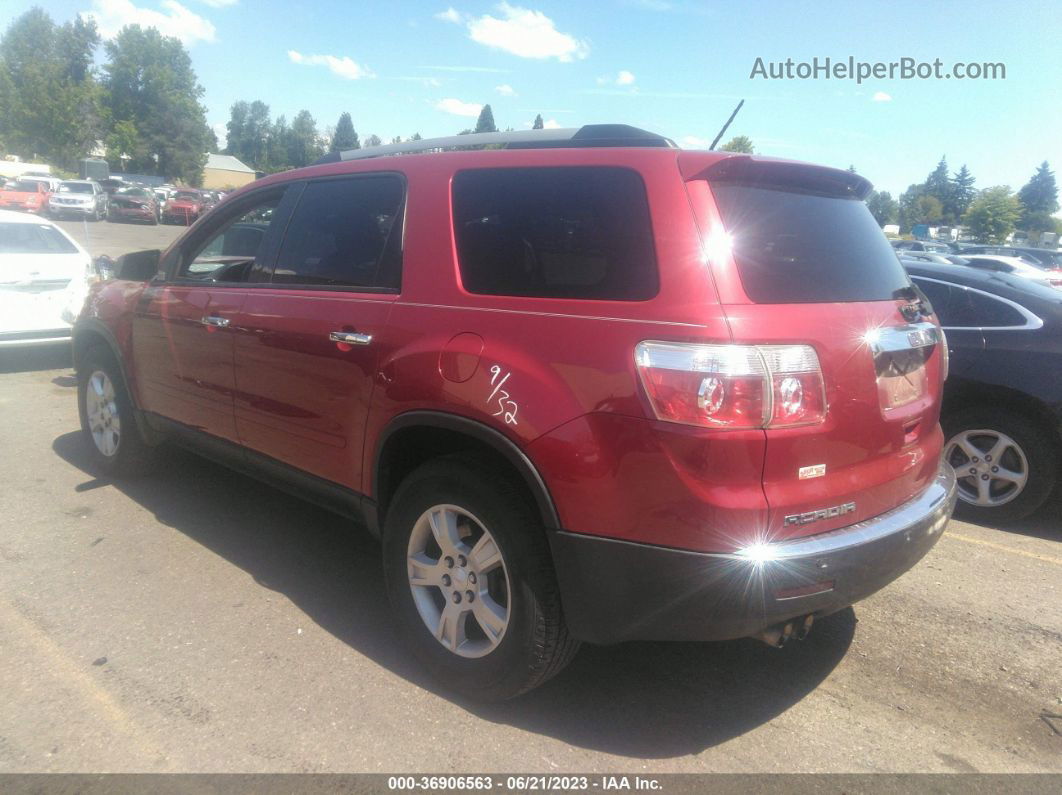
{"left": 550, "top": 463, "right": 957, "bottom": 644}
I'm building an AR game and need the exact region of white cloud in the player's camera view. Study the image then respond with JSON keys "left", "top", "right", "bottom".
{"left": 435, "top": 7, "right": 462, "bottom": 23}
{"left": 872, "top": 91, "right": 892, "bottom": 102}
{"left": 495, "top": 83, "right": 516, "bottom": 96}
{"left": 435, "top": 98, "right": 484, "bottom": 117}
{"left": 597, "top": 70, "right": 635, "bottom": 86}
{"left": 83, "top": 0, "right": 216, "bottom": 45}
{"left": 288, "top": 50, "right": 375, "bottom": 80}
{"left": 542, "top": 118, "right": 560, "bottom": 129}
{"left": 680, "top": 135, "right": 710, "bottom": 148}
{"left": 197, "top": 0, "right": 237, "bottom": 7}
{"left": 467, "top": 3, "right": 589, "bottom": 61}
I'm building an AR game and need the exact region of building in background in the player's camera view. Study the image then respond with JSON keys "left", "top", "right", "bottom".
{"left": 201, "top": 153, "right": 255, "bottom": 190}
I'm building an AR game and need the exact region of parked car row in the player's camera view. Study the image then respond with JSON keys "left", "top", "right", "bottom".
{"left": 0, "top": 176, "right": 226, "bottom": 226}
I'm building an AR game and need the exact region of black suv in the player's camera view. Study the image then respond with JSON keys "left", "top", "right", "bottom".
{"left": 904, "top": 260, "right": 1062, "bottom": 522}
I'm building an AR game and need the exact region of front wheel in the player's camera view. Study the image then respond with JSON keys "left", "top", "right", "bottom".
{"left": 943, "top": 407, "right": 1059, "bottom": 524}
{"left": 77, "top": 346, "right": 154, "bottom": 476}
{"left": 383, "top": 457, "right": 579, "bottom": 700}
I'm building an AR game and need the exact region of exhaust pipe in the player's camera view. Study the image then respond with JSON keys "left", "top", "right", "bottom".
{"left": 753, "top": 621, "right": 794, "bottom": 648}
{"left": 753, "top": 615, "right": 814, "bottom": 648}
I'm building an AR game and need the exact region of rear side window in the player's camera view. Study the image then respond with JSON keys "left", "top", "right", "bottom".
{"left": 273, "top": 176, "right": 404, "bottom": 289}
{"left": 452, "top": 167, "right": 658, "bottom": 300}
{"left": 710, "top": 183, "right": 910, "bottom": 303}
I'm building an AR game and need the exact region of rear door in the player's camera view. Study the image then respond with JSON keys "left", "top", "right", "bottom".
{"left": 690, "top": 160, "right": 947, "bottom": 540}
{"left": 231, "top": 174, "right": 405, "bottom": 489}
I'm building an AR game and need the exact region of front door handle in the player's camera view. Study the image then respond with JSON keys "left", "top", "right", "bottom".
{"left": 201, "top": 315, "right": 230, "bottom": 328}
{"left": 329, "top": 330, "right": 372, "bottom": 346}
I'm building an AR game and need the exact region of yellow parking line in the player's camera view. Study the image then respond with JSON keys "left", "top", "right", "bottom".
{"left": 0, "top": 597, "right": 161, "bottom": 760}
{"left": 945, "top": 531, "right": 1062, "bottom": 566}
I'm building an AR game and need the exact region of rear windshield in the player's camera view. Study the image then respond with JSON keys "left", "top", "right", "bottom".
{"left": 711, "top": 183, "right": 910, "bottom": 303}
{"left": 0, "top": 223, "right": 79, "bottom": 254}
{"left": 452, "top": 167, "right": 658, "bottom": 301}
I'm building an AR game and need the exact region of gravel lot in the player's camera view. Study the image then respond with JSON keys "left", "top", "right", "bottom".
{"left": 0, "top": 221, "right": 1059, "bottom": 774}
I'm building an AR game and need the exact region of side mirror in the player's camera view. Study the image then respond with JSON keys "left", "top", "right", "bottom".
{"left": 93, "top": 255, "right": 117, "bottom": 281}
{"left": 115, "top": 249, "right": 161, "bottom": 281}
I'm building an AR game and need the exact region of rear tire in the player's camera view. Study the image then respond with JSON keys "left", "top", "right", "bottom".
{"left": 77, "top": 346, "right": 155, "bottom": 477}
{"left": 943, "top": 406, "right": 1058, "bottom": 524}
{"left": 383, "top": 456, "right": 579, "bottom": 701}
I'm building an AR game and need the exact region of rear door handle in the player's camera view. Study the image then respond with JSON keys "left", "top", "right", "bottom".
{"left": 201, "top": 315, "right": 230, "bottom": 328}
{"left": 329, "top": 331, "right": 372, "bottom": 345}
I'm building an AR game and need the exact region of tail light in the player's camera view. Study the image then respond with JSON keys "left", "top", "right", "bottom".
{"left": 634, "top": 341, "right": 826, "bottom": 430}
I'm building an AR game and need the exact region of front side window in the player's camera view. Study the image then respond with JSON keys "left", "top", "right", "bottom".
{"left": 179, "top": 190, "right": 288, "bottom": 283}
{"left": 271, "top": 176, "right": 404, "bottom": 289}
{"left": 452, "top": 167, "right": 658, "bottom": 301}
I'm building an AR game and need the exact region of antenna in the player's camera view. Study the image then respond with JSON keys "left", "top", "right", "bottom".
{"left": 708, "top": 99, "right": 745, "bottom": 151}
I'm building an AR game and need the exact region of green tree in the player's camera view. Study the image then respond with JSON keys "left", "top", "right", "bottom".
{"left": 330, "top": 112, "right": 359, "bottom": 152}
{"left": 898, "top": 183, "right": 925, "bottom": 233}
{"left": 363, "top": 134, "right": 382, "bottom": 147}
{"left": 410, "top": 132, "right": 422, "bottom": 141}
{"left": 866, "top": 190, "right": 898, "bottom": 227}
{"left": 104, "top": 118, "right": 140, "bottom": 168}
{"left": 532, "top": 114, "right": 544, "bottom": 130}
{"left": 719, "top": 135, "right": 754, "bottom": 153}
{"left": 915, "top": 195, "right": 944, "bottom": 224}
{"left": 474, "top": 104, "right": 497, "bottom": 134}
{"left": 102, "top": 25, "right": 210, "bottom": 183}
{"left": 0, "top": 9, "right": 103, "bottom": 169}
{"left": 923, "top": 156, "right": 955, "bottom": 222}
{"left": 285, "top": 110, "right": 323, "bottom": 167}
{"left": 1017, "top": 161, "right": 1058, "bottom": 227}
{"left": 948, "top": 165, "right": 976, "bottom": 221}
{"left": 265, "top": 114, "right": 289, "bottom": 172}
{"left": 963, "top": 186, "right": 1022, "bottom": 243}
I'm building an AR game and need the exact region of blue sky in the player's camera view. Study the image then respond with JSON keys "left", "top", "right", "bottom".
{"left": 3, "top": 0, "right": 1060, "bottom": 198}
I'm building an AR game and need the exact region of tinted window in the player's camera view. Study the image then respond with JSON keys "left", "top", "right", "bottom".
{"left": 711, "top": 183, "right": 910, "bottom": 303}
{"left": 0, "top": 223, "right": 78, "bottom": 254}
{"left": 452, "top": 167, "right": 658, "bottom": 300}
{"left": 60, "top": 183, "right": 93, "bottom": 194}
{"left": 946, "top": 289, "right": 1026, "bottom": 328}
{"left": 910, "top": 277, "right": 951, "bottom": 319}
{"left": 272, "top": 176, "right": 404, "bottom": 289}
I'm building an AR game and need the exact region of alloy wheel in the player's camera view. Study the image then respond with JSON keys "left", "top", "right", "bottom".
{"left": 85, "top": 370, "right": 121, "bottom": 457}
{"left": 945, "top": 428, "right": 1029, "bottom": 507}
{"left": 406, "top": 504, "right": 511, "bottom": 659}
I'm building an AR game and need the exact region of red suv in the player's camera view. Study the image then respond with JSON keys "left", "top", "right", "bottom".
{"left": 72, "top": 125, "right": 957, "bottom": 700}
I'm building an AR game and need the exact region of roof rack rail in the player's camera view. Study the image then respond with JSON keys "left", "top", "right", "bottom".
{"left": 313, "top": 124, "right": 677, "bottom": 165}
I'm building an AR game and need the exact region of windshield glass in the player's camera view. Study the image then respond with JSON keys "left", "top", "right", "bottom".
{"left": 174, "top": 191, "right": 199, "bottom": 200}
{"left": 59, "top": 183, "right": 93, "bottom": 194}
{"left": 0, "top": 222, "right": 79, "bottom": 254}
{"left": 10, "top": 180, "right": 43, "bottom": 193}
{"left": 711, "top": 182, "right": 911, "bottom": 303}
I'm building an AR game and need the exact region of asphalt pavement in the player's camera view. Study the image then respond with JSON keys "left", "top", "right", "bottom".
{"left": 0, "top": 220, "right": 1059, "bottom": 774}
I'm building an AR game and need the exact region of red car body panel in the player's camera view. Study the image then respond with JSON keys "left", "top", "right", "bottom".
{"left": 0, "top": 183, "right": 52, "bottom": 213}
{"left": 81, "top": 145, "right": 948, "bottom": 560}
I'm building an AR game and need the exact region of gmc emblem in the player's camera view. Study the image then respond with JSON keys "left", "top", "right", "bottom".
{"left": 784, "top": 502, "right": 857, "bottom": 527}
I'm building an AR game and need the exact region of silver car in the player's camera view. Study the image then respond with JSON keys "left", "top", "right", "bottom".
{"left": 48, "top": 180, "right": 108, "bottom": 221}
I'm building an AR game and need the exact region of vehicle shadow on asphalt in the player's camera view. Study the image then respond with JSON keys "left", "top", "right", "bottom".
{"left": 53, "top": 430, "right": 855, "bottom": 758}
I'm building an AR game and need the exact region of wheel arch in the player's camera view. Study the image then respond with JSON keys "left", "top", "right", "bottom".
{"left": 943, "top": 381, "right": 1062, "bottom": 448}
{"left": 372, "top": 411, "right": 561, "bottom": 532}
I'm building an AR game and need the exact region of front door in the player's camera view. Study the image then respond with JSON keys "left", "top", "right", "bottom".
{"left": 131, "top": 186, "right": 295, "bottom": 441}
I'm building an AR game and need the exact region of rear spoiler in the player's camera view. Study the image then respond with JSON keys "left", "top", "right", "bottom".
{"left": 685, "top": 155, "right": 874, "bottom": 200}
